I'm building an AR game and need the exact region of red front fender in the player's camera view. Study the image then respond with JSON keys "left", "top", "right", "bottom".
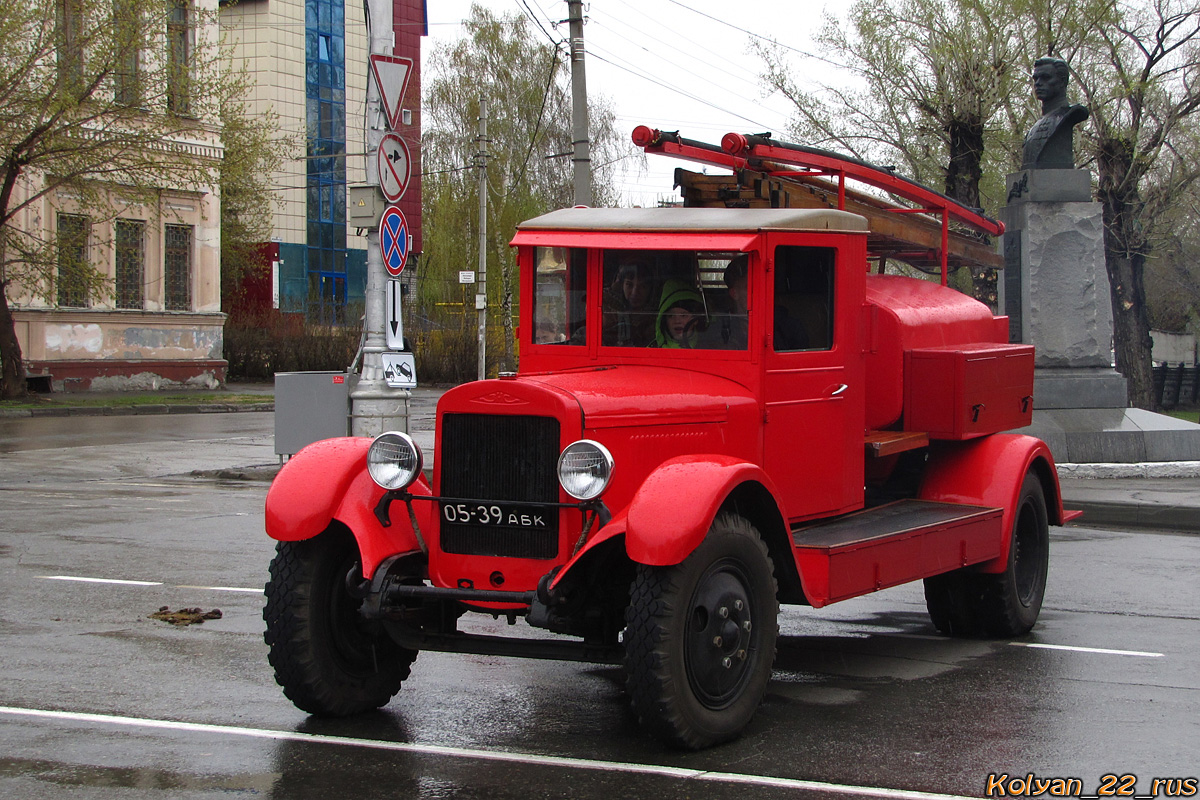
{"left": 265, "top": 437, "right": 432, "bottom": 578}
{"left": 920, "top": 434, "right": 1064, "bottom": 573}
{"left": 625, "top": 455, "right": 784, "bottom": 566}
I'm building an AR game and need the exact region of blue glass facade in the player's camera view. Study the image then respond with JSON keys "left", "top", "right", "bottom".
{"left": 305, "top": 0, "right": 348, "bottom": 323}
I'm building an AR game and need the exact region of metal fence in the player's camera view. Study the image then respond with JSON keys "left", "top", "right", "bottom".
{"left": 1153, "top": 364, "right": 1200, "bottom": 409}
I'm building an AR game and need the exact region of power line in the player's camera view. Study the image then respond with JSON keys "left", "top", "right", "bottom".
{"left": 585, "top": 47, "right": 774, "bottom": 131}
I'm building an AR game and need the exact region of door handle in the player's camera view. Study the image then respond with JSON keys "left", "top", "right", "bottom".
{"left": 830, "top": 384, "right": 848, "bottom": 397}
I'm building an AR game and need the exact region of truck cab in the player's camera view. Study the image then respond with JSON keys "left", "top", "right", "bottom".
{"left": 263, "top": 187, "right": 1072, "bottom": 751}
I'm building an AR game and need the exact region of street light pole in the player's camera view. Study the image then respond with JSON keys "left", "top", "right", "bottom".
{"left": 350, "top": 0, "right": 409, "bottom": 436}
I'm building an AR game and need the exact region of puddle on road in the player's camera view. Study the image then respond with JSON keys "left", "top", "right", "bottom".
{"left": 0, "top": 756, "right": 278, "bottom": 794}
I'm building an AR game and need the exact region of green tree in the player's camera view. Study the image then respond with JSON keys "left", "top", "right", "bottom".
{"left": 420, "top": 3, "right": 622, "bottom": 376}
{"left": 0, "top": 0, "right": 268, "bottom": 398}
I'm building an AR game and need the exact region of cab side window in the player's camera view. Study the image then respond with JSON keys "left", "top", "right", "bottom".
{"left": 533, "top": 247, "right": 588, "bottom": 344}
{"left": 773, "top": 246, "right": 834, "bottom": 351}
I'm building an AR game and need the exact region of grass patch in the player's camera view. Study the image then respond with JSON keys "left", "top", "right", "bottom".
{"left": 1164, "top": 409, "right": 1200, "bottom": 424}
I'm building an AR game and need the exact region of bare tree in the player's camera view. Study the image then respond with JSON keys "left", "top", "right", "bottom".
{"left": 759, "top": 0, "right": 1200, "bottom": 409}
{"left": 1068, "top": 0, "right": 1200, "bottom": 408}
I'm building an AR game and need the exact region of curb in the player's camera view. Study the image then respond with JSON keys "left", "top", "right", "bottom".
{"left": 0, "top": 402, "right": 274, "bottom": 418}
{"left": 1061, "top": 500, "right": 1200, "bottom": 533}
{"left": 1058, "top": 461, "right": 1200, "bottom": 478}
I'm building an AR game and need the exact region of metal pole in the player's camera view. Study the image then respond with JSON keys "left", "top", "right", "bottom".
{"left": 350, "top": 0, "right": 409, "bottom": 436}
{"left": 476, "top": 96, "right": 488, "bottom": 382}
{"left": 567, "top": 0, "right": 591, "bottom": 206}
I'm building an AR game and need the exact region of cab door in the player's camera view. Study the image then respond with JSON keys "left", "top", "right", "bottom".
{"left": 762, "top": 240, "right": 864, "bottom": 521}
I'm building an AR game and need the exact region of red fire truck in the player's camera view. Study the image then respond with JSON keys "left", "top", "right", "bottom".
{"left": 263, "top": 130, "right": 1077, "bottom": 749}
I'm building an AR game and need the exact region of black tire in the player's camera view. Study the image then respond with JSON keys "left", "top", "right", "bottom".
{"left": 923, "top": 472, "right": 1049, "bottom": 638}
{"left": 263, "top": 528, "right": 416, "bottom": 716}
{"left": 923, "top": 570, "right": 976, "bottom": 636}
{"left": 976, "top": 472, "right": 1049, "bottom": 636}
{"left": 624, "top": 514, "right": 778, "bottom": 749}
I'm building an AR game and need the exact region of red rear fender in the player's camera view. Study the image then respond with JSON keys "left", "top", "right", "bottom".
{"left": 920, "top": 434, "right": 1064, "bottom": 573}
{"left": 625, "top": 455, "right": 782, "bottom": 566}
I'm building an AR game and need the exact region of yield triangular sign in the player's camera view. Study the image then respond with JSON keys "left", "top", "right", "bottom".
{"left": 370, "top": 54, "right": 414, "bottom": 131}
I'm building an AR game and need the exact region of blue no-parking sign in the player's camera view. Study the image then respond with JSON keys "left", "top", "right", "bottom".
{"left": 379, "top": 206, "right": 409, "bottom": 276}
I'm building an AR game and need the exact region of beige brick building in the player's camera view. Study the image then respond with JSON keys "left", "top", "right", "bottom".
{"left": 10, "top": 0, "right": 226, "bottom": 392}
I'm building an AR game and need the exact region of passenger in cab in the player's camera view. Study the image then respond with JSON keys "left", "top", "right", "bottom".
{"left": 654, "top": 280, "right": 706, "bottom": 348}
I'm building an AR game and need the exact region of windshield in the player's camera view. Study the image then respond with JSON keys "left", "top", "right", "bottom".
{"left": 598, "top": 249, "right": 748, "bottom": 350}
{"left": 530, "top": 247, "right": 750, "bottom": 350}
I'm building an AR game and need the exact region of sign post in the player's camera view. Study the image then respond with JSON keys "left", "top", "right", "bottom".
{"left": 351, "top": 0, "right": 412, "bottom": 436}
{"left": 385, "top": 278, "right": 404, "bottom": 350}
{"left": 377, "top": 133, "right": 410, "bottom": 202}
{"left": 369, "top": 54, "right": 414, "bottom": 132}
{"left": 379, "top": 206, "right": 409, "bottom": 277}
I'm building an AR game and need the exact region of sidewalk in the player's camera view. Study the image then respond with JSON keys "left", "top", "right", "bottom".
{"left": 5, "top": 382, "right": 1198, "bottom": 532}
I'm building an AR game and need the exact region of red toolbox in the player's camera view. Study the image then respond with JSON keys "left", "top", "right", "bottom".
{"left": 903, "top": 343, "right": 1035, "bottom": 439}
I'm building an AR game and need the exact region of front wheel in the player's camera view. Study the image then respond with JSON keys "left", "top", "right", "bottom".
{"left": 263, "top": 528, "right": 416, "bottom": 716}
{"left": 624, "top": 514, "right": 778, "bottom": 749}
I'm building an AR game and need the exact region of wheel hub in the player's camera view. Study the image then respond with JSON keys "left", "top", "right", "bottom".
{"left": 684, "top": 566, "right": 754, "bottom": 708}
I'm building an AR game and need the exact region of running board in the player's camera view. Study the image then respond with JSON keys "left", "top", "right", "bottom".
{"left": 791, "top": 500, "right": 1004, "bottom": 608}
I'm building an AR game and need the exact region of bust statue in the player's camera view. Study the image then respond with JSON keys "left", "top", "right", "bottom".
{"left": 1022, "top": 57, "right": 1089, "bottom": 170}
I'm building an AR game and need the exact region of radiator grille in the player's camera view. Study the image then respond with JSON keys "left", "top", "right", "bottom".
{"left": 439, "top": 414, "right": 561, "bottom": 558}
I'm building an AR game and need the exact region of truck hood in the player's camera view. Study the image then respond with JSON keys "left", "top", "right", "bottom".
{"left": 516, "top": 365, "right": 755, "bottom": 430}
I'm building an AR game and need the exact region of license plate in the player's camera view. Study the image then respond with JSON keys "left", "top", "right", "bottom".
{"left": 440, "top": 502, "right": 551, "bottom": 529}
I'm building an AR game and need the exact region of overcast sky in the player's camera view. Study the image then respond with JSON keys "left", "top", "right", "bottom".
{"left": 423, "top": 0, "right": 840, "bottom": 207}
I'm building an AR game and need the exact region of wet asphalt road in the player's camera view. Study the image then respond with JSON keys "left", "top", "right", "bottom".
{"left": 1, "top": 414, "right": 1197, "bottom": 799}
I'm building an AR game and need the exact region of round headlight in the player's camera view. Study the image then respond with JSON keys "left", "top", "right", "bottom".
{"left": 367, "top": 431, "right": 423, "bottom": 490}
{"left": 557, "top": 440, "right": 614, "bottom": 501}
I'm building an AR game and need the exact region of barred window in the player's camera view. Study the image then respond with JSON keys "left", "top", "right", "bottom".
{"left": 57, "top": 0, "right": 84, "bottom": 90}
{"left": 164, "top": 223, "right": 192, "bottom": 311}
{"left": 167, "top": 0, "right": 191, "bottom": 114}
{"left": 56, "top": 213, "right": 90, "bottom": 308}
{"left": 113, "top": 0, "right": 142, "bottom": 106}
{"left": 115, "top": 219, "right": 144, "bottom": 309}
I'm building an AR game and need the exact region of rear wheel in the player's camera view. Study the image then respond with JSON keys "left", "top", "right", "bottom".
{"left": 624, "top": 514, "right": 778, "bottom": 749}
{"left": 263, "top": 528, "right": 416, "bottom": 716}
{"left": 923, "top": 472, "right": 1049, "bottom": 637}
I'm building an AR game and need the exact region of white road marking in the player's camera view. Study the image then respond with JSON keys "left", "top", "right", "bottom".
{"left": 39, "top": 576, "right": 259, "bottom": 593}
{"left": 0, "top": 705, "right": 974, "bottom": 800}
{"left": 176, "top": 585, "right": 262, "bottom": 594}
{"left": 1010, "top": 642, "right": 1164, "bottom": 657}
{"left": 41, "top": 575, "right": 163, "bottom": 587}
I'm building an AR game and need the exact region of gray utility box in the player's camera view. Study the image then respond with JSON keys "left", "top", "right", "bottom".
{"left": 274, "top": 371, "right": 357, "bottom": 456}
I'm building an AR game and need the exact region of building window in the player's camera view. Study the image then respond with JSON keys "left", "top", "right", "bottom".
{"left": 115, "top": 219, "right": 145, "bottom": 309}
{"left": 303, "top": 0, "right": 348, "bottom": 323}
{"left": 164, "top": 223, "right": 192, "bottom": 310}
{"left": 113, "top": 0, "right": 142, "bottom": 106}
{"left": 56, "top": 213, "right": 91, "bottom": 308}
{"left": 57, "top": 0, "right": 85, "bottom": 90}
{"left": 167, "top": 0, "right": 191, "bottom": 114}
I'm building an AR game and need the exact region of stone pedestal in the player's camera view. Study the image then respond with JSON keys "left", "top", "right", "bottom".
{"left": 1000, "top": 168, "right": 1127, "bottom": 410}
{"left": 1001, "top": 169, "right": 1200, "bottom": 463}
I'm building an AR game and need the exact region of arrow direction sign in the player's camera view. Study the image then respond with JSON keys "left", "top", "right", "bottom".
{"left": 369, "top": 54, "right": 414, "bottom": 132}
{"left": 386, "top": 278, "right": 404, "bottom": 350}
{"left": 377, "top": 133, "right": 411, "bottom": 203}
{"left": 379, "top": 206, "right": 409, "bottom": 276}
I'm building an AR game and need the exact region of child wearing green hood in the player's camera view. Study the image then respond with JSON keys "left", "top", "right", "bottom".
{"left": 654, "top": 280, "right": 706, "bottom": 348}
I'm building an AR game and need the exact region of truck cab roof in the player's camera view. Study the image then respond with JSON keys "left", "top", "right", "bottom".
{"left": 514, "top": 207, "right": 869, "bottom": 236}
